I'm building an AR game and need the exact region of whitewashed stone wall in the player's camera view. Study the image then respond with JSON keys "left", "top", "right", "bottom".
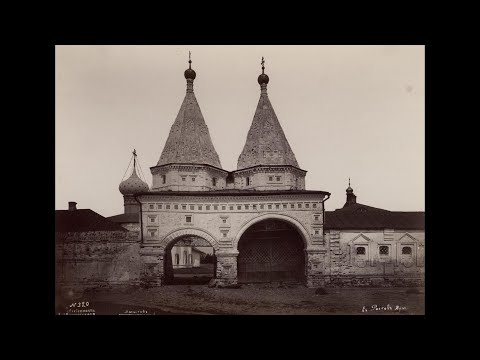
{"left": 324, "top": 230, "right": 425, "bottom": 286}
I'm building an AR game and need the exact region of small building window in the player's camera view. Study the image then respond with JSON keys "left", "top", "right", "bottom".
{"left": 191, "top": 177, "right": 196, "bottom": 182}
{"left": 183, "top": 251, "right": 188, "bottom": 264}
{"left": 306, "top": 203, "right": 310, "bottom": 208}
{"left": 269, "top": 176, "right": 273, "bottom": 181}
{"left": 162, "top": 175, "right": 166, "bottom": 184}
{"left": 212, "top": 177, "right": 217, "bottom": 186}
{"left": 237, "top": 205, "right": 241, "bottom": 210}
{"left": 222, "top": 206, "right": 226, "bottom": 210}
{"left": 150, "top": 231, "right": 156, "bottom": 237}
{"left": 158, "top": 204, "right": 162, "bottom": 209}
{"left": 246, "top": 177, "right": 250, "bottom": 186}
{"left": 166, "top": 204, "right": 171, "bottom": 209}
{"left": 175, "top": 254, "right": 180, "bottom": 265}
{"left": 313, "top": 203, "right": 317, "bottom": 208}
{"left": 276, "top": 176, "right": 281, "bottom": 181}
{"left": 283, "top": 204, "right": 287, "bottom": 209}
{"left": 214, "top": 205, "right": 219, "bottom": 210}
{"left": 402, "top": 246, "right": 412, "bottom": 255}
{"left": 149, "top": 204, "right": 154, "bottom": 210}
{"left": 230, "top": 206, "right": 234, "bottom": 210}
{"left": 189, "top": 254, "right": 192, "bottom": 265}
{"left": 298, "top": 203, "right": 302, "bottom": 208}
{"left": 260, "top": 204, "right": 264, "bottom": 209}
{"left": 356, "top": 247, "right": 366, "bottom": 255}
{"left": 291, "top": 204, "right": 295, "bottom": 209}
{"left": 275, "top": 204, "right": 280, "bottom": 209}
{"left": 379, "top": 246, "right": 389, "bottom": 255}
{"left": 315, "top": 230, "right": 319, "bottom": 235}
{"left": 182, "top": 205, "right": 187, "bottom": 210}
{"left": 198, "top": 205, "right": 202, "bottom": 210}
{"left": 182, "top": 177, "right": 186, "bottom": 182}
{"left": 253, "top": 204, "right": 257, "bottom": 210}
{"left": 223, "top": 233, "right": 227, "bottom": 237}
{"left": 245, "top": 205, "right": 249, "bottom": 210}
{"left": 206, "top": 205, "right": 210, "bottom": 210}
{"left": 314, "top": 215, "right": 319, "bottom": 221}
{"left": 174, "top": 205, "right": 178, "bottom": 209}
{"left": 268, "top": 204, "right": 272, "bottom": 209}
{"left": 190, "top": 205, "right": 194, "bottom": 210}
{"left": 222, "top": 219, "right": 227, "bottom": 223}
{"left": 185, "top": 216, "right": 192, "bottom": 223}
{"left": 150, "top": 217, "right": 155, "bottom": 223}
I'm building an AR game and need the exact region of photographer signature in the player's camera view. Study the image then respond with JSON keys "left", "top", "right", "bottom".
{"left": 362, "top": 304, "right": 407, "bottom": 313}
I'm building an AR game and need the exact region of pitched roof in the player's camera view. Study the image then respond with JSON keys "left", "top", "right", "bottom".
{"left": 55, "top": 209, "right": 128, "bottom": 233}
{"left": 156, "top": 81, "right": 222, "bottom": 168}
{"left": 107, "top": 213, "right": 140, "bottom": 224}
{"left": 237, "top": 85, "right": 299, "bottom": 169}
{"left": 325, "top": 203, "right": 425, "bottom": 230}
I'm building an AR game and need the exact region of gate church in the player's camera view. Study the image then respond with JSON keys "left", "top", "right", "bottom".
{"left": 110, "top": 56, "right": 424, "bottom": 287}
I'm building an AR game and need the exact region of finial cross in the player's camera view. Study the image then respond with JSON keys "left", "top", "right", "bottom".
{"left": 133, "top": 149, "right": 137, "bottom": 157}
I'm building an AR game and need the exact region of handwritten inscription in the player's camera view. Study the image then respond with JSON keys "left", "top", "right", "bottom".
{"left": 361, "top": 304, "right": 407, "bottom": 313}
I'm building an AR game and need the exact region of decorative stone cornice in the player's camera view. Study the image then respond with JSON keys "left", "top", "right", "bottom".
{"left": 139, "top": 193, "right": 326, "bottom": 203}
{"left": 151, "top": 163, "right": 228, "bottom": 176}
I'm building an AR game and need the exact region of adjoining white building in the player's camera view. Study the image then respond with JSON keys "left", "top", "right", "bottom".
{"left": 171, "top": 245, "right": 205, "bottom": 268}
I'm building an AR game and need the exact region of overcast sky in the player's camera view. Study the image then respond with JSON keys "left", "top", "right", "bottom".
{"left": 55, "top": 45, "right": 424, "bottom": 217}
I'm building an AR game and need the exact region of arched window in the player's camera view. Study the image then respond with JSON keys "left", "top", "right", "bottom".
{"left": 175, "top": 254, "right": 179, "bottom": 265}
{"left": 246, "top": 177, "right": 250, "bottom": 186}
{"left": 162, "top": 175, "right": 166, "bottom": 184}
{"left": 356, "top": 247, "right": 366, "bottom": 255}
{"left": 189, "top": 254, "right": 192, "bottom": 264}
{"left": 183, "top": 251, "right": 188, "bottom": 264}
{"left": 402, "top": 246, "right": 412, "bottom": 255}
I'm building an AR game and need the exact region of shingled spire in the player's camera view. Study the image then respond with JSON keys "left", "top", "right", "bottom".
{"left": 237, "top": 57, "right": 299, "bottom": 169}
{"left": 157, "top": 53, "right": 222, "bottom": 168}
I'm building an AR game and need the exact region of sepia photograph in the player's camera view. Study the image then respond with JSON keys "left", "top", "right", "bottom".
{"left": 55, "top": 45, "right": 425, "bottom": 315}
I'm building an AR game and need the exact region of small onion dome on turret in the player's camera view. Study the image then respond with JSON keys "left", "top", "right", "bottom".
{"left": 119, "top": 168, "right": 149, "bottom": 195}
{"left": 184, "top": 67, "right": 196, "bottom": 80}
{"left": 258, "top": 56, "right": 269, "bottom": 85}
{"left": 184, "top": 51, "right": 196, "bottom": 80}
{"left": 258, "top": 73, "right": 269, "bottom": 85}
{"left": 346, "top": 178, "right": 354, "bottom": 193}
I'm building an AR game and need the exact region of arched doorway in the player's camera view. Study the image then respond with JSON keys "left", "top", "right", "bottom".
{"left": 237, "top": 219, "right": 305, "bottom": 283}
{"left": 164, "top": 235, "right": 217, "bottom": 285}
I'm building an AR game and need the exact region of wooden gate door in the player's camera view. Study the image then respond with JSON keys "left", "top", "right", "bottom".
{"left": 238, "top": 221, "right": 304, "bottom": 283}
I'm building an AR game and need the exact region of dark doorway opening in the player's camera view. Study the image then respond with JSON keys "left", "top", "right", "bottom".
{"left": 164, "top": 236, "right": 216, "bottom": 285}
{"left": 237, "top": 219, "right": 305, "bottom": 283}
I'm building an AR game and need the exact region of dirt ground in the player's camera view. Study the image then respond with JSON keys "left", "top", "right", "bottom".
{"left": 56, "top": 284, "right": 425, "bottom": 315}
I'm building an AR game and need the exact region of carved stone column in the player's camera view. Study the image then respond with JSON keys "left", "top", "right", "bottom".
{"left": 215, "top": 251, "right": 239, "bottom": 286}
{"left": 306, "top": 249, "right": 327, "bottom": 287}
{"left": 139, "top": 246, "right": 164, "bottom": 287}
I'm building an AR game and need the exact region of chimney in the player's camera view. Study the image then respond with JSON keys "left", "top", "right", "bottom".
{"left": 68, "top": 202, "right": 77, "bottom": 211}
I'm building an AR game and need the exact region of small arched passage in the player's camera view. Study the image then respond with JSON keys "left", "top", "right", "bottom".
{"left": 161, "top": 228, "right": 219, "bottom": 285}
{"left": 235, "top": 215, "right": 309, "bottom": 284}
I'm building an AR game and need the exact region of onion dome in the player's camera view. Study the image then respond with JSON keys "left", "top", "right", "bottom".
{"left": 119, "top": 150, "right": 149, "bottom": 195}
{"left": 258, "top": 56, "right": 269, "bottom": 85}
{"left": 119, "top": 168, "right": 149, "bottom": 195}
{"left": 184, "top": 51, "right": 196, "bottom": 80}
{"left": 346, "top": 178, "right": 354, "bottom": 193}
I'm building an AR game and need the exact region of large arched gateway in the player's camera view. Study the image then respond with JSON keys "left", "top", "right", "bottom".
{"left": 237, "top": 219, "right": 306, "bottom": 283}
